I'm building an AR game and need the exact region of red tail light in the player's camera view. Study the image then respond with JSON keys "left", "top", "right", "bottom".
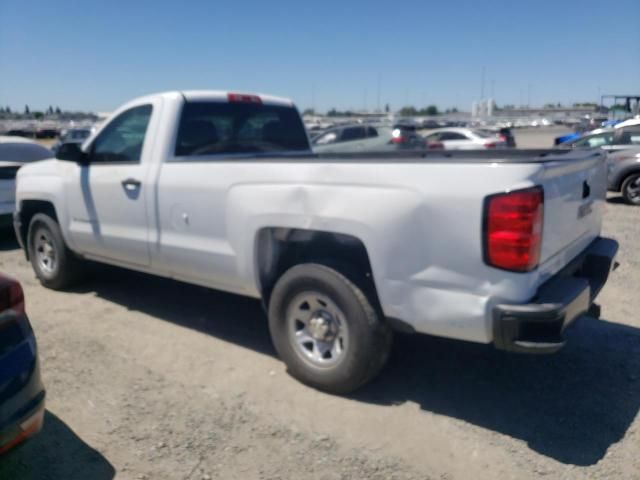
{"left": 427, "top": 141, "right": 444, "bottom": 150}
{"left": 484, "top": 187, "right": 544, "bottom": 272}
{"left": 484, "top": 142, "right": 497, "bottom": 149}
{"left": 391, "top": 136, "right": 405, "bottom": 144}
{"left": 227, "top": 93, "right": 262, "bottom": 104}
{"left": 0, "top": 275, "right": 25, "bottom": 315}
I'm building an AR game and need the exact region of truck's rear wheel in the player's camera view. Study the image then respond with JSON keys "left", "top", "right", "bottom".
{"left": 27, "top": 213, "right": 84, "bottom": 290}
{"left": 268, "top": 263, "right": 392, "bottom": 394}
{"left": 621, "top": 173, "right": 640, "bottom": 205}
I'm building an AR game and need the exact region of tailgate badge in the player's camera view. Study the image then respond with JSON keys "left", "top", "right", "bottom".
{"left": 582, "top": 180, "right": 591, "bottom": 199}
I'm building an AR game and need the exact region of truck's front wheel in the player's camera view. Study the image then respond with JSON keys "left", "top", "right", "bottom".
{"left": 27, "top": 213, "right": 84, "bottom": 290}
{"left": 268, "top": 263, "right": 392, "bottom": 394}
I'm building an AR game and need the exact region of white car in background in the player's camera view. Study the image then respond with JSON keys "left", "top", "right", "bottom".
{"left": 0, "top": 136, "right": 52, "bottom": 225}
{"left": 422, "top": 128, "right": 507, "bottom": 150}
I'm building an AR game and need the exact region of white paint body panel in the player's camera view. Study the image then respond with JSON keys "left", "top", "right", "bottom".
{"left": 15, "top": 91, "right": 606, "bottom": 345}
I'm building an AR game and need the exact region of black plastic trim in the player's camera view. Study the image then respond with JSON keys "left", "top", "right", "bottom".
{"left": 386, "top": 317, "right": 417, "bottom": 334}
{"left": 493, "top": 237, "right": 618, "bottom": 353}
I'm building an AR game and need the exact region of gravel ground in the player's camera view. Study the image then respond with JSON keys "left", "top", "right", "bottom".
{"left": 512, "top": 126, "right": 573, "bottom": 148}
{"left": 0, "top": 194, "right": 638, "bottom": 480}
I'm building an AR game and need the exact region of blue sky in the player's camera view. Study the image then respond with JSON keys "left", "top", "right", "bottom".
{"left": 1, "top": 0, "right": 639, "bottom": 113}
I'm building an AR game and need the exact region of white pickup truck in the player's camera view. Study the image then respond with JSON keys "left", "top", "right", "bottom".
{"left": 14, "top": 91, "right": 618, "bottom": 393}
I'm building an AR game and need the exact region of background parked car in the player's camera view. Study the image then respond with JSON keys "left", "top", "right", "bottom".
{"left": 311, "top": 124, "right": 433, "bottom": 153}
{"left": 497, "top": 127, "right": 516, "bottom": 147}
{"left": 607, "top": 147, "right": 640, "bottom": 205}
{"left": 422, "top": 128, "right": 507, "bottom": 150}
{"left": 558, "top": 124, "right": 640, "bottom": 152}
{"left": 0, "top": 273, "right": 45, "bottom": 455}
{"left": 51, "top": 127, "right": 93, "bottom": 153}
{"left": 0, "top": 137, "right": 52, "bottom": 226}
{"left": 559, "top": 129, "right": 615, "bottom": 149}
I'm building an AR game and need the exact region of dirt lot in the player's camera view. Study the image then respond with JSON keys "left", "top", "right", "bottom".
{"left": 0, "top": 195, "right": 638, "bottom": 480}
{"left": 512, "top": 126, "right": 572, "bottom": 149}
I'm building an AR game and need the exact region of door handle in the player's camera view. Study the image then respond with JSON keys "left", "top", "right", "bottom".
{"left": 121, "top": 178, "right": 142, "bottom": 190}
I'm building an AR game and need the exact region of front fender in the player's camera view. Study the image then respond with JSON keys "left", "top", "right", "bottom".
{"left": 16, "top": 160, "right": 75, "bottom": 251}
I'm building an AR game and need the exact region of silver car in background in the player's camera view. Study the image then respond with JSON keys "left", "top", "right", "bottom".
{"left": 607, "top": 148, "right": 640, "bottom": 205}
{"left": 311, "top": 124, "right": 434, "bottom": 153}
{"left": 422, "top": 128, "right": 507, "bottom": 150}
{"left": 559, "top": 124, "right": 640, "bottom": 152}
{"left": 0, "top": 136, "right": 52, "bottom": 225}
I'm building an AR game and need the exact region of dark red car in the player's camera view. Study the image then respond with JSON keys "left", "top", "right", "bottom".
{"left": 0, "top": 274, "right": 45, "bottom": 454}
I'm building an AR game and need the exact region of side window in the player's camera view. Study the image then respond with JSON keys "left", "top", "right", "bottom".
{"left": 90, "top": 105, "right": 152, "bottom": 163}
{"left": 573, "top": 137, "right": 590, "bottom": 147}
{"left": 340, "top": 127, "right": 366, "bottom": 142}
{"left": 440, "top": 132, "right": 467, "bottom": 141}
{"left": 366, "top": 127, "right": 378, "bottom": 137}
{"left": 575, "top": 132, "right": 613, "bottom": 147}
{"left": 617, "top": 127, "right": 640, "bottom": 145}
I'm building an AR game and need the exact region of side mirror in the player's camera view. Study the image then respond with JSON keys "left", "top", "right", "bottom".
{"left": 56, "top": 142, "right": 89, "bottom": 165}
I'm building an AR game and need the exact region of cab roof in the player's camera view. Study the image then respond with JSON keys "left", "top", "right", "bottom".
{"left": 142, "top": 90, "right": 295, "bottom": 107}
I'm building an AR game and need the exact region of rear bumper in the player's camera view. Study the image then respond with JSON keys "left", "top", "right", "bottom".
{"left": 0, "top": 393, "right": 45, "bottom": 455}
{"left": 493, "top": 237, "right": 618, "bottom": 353}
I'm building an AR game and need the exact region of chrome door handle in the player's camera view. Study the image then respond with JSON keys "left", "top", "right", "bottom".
{"left": 121, "top": 178, "right": 141, "bottom": 190}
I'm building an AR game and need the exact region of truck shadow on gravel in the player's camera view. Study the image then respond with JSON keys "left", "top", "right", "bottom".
{"left": 0, "top": 229, "right": 20, "bottom": 251}
{"left": 355, "top": 317, "right": 640, "bottom": 467}
{"left": 0, "top": 411, "right": 115, "bottom": 479}
{"left": 75, "top": 266, "right": 639, "bottom": 467}
{"left": 606, "top": 196, "right": 631, "bottom": 205}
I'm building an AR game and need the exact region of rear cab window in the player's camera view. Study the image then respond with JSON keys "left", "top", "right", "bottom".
{"left": 175, "top": 101, "right": 310, "bottom": 157}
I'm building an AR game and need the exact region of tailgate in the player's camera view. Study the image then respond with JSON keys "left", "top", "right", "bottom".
{"left": 537, "top": 151, "right": 606, "bottom": 266}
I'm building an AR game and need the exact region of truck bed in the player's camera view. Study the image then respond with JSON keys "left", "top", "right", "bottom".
{"left": 179, "top": 148, "right": 602, "bottom": 164}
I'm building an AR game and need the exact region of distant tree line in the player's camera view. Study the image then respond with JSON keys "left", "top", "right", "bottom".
{"left": 398, "top": 105, "right": 457, "bottom": 116}
{"left": 0, "top": 104, "right": 95, "bottom": 120}
{"left": 317, "top": 104, "right": 456, "bottom": 117}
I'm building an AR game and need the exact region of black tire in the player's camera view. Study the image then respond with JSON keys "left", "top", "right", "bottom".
{"left": 268, "top": 263, "right": 392, "bottom": 394}
{"left": 27, "top": 213, "right": 84, "bottom": 290}
{"left": 621, "top": 173, "right": 640, "bottom": 205}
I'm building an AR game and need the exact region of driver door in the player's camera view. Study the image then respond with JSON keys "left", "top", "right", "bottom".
{"left": 64, "top": 102, "right": 157, "bottom": 267}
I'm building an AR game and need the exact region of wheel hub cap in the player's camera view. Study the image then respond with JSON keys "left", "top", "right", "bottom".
{"left": 308, "top": 311, "right": 337, "bottom": 341}
{"left": 287, "top": 292, "right": 349, "bottom": 367}
{"left": 35, "top": 230, "right": 56, "bottom": 274}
